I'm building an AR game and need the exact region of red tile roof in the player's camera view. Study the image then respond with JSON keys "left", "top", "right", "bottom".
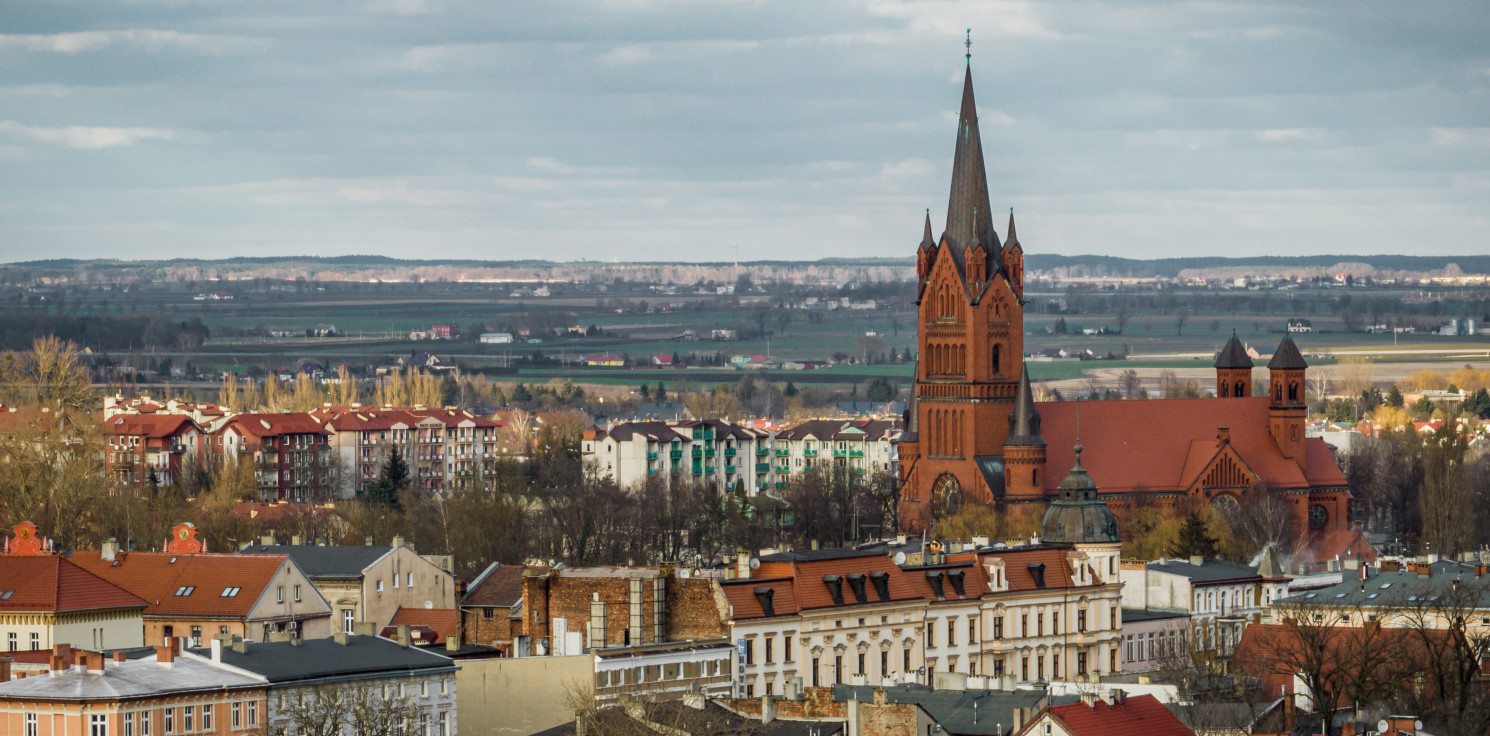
{"left": 721, "top": 578, "right": 801, "bottom": 620}
{"left": 756, "top": 555, "right": 923, "bottom": 611}
{"left": 105, "top": 414, "right": 200, "bottom": 438}
{"left": 1232, "top": 623, "right": 1438, "bottom": 700}
{"left": 70, "top": 551, "right": 288, "bottom": 618}
{"left": 1032, "top": 693, "right": 1195, "bottom": 736}
{"left": 462, "top": 563, "right": 533, "bottom": 607}
{"left": 1037, "top": 398, "right": 1345, "bottom": 492}
{"left": 987, "top": 548, "right": 1078, "bottom": 592}
{"left": 0, "top": 557, "right": 148, "bottom": 613}
{"left": 219, "top": 413, "right": 330, "bottom": 438}
{"left": 384, "top": 607, "right": 460, "bottom": 644}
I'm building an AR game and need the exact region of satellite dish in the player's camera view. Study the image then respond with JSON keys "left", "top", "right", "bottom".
{"left": 894, "top": 551, "right": 907, "bottom": 565}
{"left": 749, "top": 558, "right": 760, "bottom": 570}
{"left": 424, "top": 600, "right": 433, "bottom": 609}
{"left": 678, "top": 569, "right": 691, "bottom": 579}
{"left": 1415, "top": 721, "right": 1424, "bottom": 731}
{"left": 1377, "top": 721, "right": 1389, "bottom": 734}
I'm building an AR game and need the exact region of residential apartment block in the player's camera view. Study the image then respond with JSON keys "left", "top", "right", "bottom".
{"left": 213, "top": 413, "right": 335, "bottom": 502}
{"left": 313, "top": 406, "right": 502, "bottom": 496}
{"left": 582, "top": 418, "right": 900, "bottom": 494}
{"left": 1120, "top": 548, "right": 1289, "bottom": 656}
{"left": 103, "top": 414, "right": 205, "bottom": 487}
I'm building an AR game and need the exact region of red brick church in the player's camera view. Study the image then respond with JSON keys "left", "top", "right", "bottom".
{"left": 897, "top": 62, "right": 1358, "bottom": 562}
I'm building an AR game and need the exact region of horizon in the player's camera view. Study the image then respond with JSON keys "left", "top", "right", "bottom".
{"left": 2, "top": 2, "right": 1487, "bottom": 261}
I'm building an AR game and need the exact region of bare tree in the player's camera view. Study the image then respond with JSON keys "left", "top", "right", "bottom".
{"left": 1394, "top": 573, "right": 1490, "bottom": 735}
{"left": 274, "top": 682, "right": 424, "bottom": 736}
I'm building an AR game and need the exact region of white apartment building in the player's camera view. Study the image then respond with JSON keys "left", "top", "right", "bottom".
{"left": 1119, "top": 548, "right": 1289, "bottom": 656}
{"left": 583, "top": 418, "right": 901, "bottom": 495}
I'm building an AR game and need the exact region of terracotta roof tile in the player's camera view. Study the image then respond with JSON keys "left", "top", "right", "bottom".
{"left": 1037, "top": 694, "right": 1195, "bottom": 736}
{"left": 0, "top": 556, "right": 148, "bottom": 613}
{"left": 219, "top": 413, "right": 330, "bottom": 438}
{"left": 721, "top": 578, "right": 800, "bottom": 620}
{"left": 463, "top": 563, "right": 536, "bottom": 607}
{"left": 384, "top": 607, "right": 460, "bottom": 644}
{"left": 1038, "top": 398, "right": 1326, "bottom": 492}
{"left": 71, "top": 551, "right": 288, "bottom": 618}
{"left": 105, "top": 414, "right": 200, "bottom": 438}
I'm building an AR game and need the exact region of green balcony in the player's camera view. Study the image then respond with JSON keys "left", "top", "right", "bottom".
{"left": 850, "top": 450, "right": 864, "bottom": 457}
{"left": 692, "top": 448, "right": 702, "bottom": 458}
{"left": 726, "top": 465, "right": 737, "bottom": 474}
{"left": 756, "top": 463, "right": 770, "bottom": 472}
{"left": 776, "top": 465, "right": 790, "bottom": 473}
{"left": 776, "top": 449, "right": 789, "bottom": 457}
{"left": 724, "top": 448, "right": 737, "bottom": 457}
{"left": 647, "top": 468, "right": 657, "bottom": 476}
{"left": 692, "top": 465, "right": 704, "bottom": 475}
{"left": 833, "top": 449, "right": 847, "bottom": 457}
{"left": 670, "top": 450, "right": 683, "bottom": 459}
{"left": 647, "top": 452, "right": 658, "bottom": 460}
{"left": 804, "top": 450, "right": 818, "bottom": 457}
{"left": 775, "top": 482, "right": 788, "bottom": 489}
{"left": 853, "top": 467, "right": 866, "bottom": 473}
{"left": 756, "top": 447, "right": 769, "bottom": 455}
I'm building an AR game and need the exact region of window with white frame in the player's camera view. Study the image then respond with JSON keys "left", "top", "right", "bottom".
{"left": 90, "top": 715, "right": 108, "bottom": 736}
{"left": 25, "top": 714, "right": 37, "bottom": 736}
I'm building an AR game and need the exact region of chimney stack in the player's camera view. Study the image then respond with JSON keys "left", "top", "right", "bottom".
{"left": 101, "top": 538, "right": 119, "bottom": 562}
{"left": 0, "top": 657, "right": 11, "bottom": 682}
{"left": 397, "top": 624, "right": 411, "bottom": 648}
{"left": 111, "top": 651, "right": 125, "bottom": 666}
{"left": 1189, "top": 555, "right": 1204, "bottom": 567}
{"left": 260, "top": 534, "right": 274, "bottom": 546}
{"left": 86, "top": 653, "right": 104, "bottom": 675}
{"left": 392, "top": 536, "right": 405, "bottom": 549}
{"left": 156, "top": 645, "right": 175, "bottom": 667}
{"left": 291, "top": 534, "right": 303, "bottom": 546}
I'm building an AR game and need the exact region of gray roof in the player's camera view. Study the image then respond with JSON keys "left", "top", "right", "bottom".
{"left": 833, "top": 684, "right": 1046, "bottom": 736}
{"left": 758, "top": 547, "right": 885, "bottom": 563}
{"left": 238, "top": 544, "right": 392, "bottom": 579}
{"left": 1146, "top": 558, "right": 1261, "bottom": 584}
{"left": 1279, "top": 559, "right": 1490, "bottom": 609}
{"left": 190, "top": 635, "right": 454, "bottom": 685}
{"left": 0, "top": 653, "right": 263, "bottom": 700}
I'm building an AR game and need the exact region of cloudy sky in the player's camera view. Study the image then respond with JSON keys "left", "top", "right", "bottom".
{"left": 2, "top": 1, "right": 1487, "bottom": 263}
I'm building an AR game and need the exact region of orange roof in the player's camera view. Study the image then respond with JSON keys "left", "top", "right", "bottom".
{"left": 1033, "top": 694, "right": 1194, "bottom": 736}
{"left": 1037, "top": 398, "right": 1345, "bottom": 493}
{"left": 756, "top": 555, "right": 923, "bottom": 611}
{"left": 71, "top": 551, "right": 288, "bottom": 619}
{"left": 384, "top": 607, "right": 460, "bottom": 644}
{"left": 1232, "top": 623, "right": 1439, "bottom": 699}
{"left": 0, "top": 556, "right": 147, "bottom": 613}
{"left": 105, "top": 414, "right": 200, "bottom": 438}
{"left": 982, "top": 547, "right": 1078, "bottom": 592}
{"left": 219, "top": 413, "right": 330, "bottom": 438}
{"left": 721, "top": 578, "right": 802, "bottom": 620}
{"left": 0, "top": 410, "right": 61, "bottom": 434}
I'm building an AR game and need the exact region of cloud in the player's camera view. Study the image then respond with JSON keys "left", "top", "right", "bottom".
{"left": 0, "top": 30, "right": 267, "bottom": 56}
{"left": 1254, "top": 129, "right": 1323, "bottom": 143}
{"left": 0, "top": 121, "right": 180, "bottom": 149}
{"left": 880, "top": 158, "right": 933, "bottom": 179}
{"left": 526, "top": 156, "right": 575, "bottom": 175}
{"left": 1430, "top": 128, "right": 1490, "bottom": 148}
{"left": 599, "top": 45, "right": 652, "bottom": 67}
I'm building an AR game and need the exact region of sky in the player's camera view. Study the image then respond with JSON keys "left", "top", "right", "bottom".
{"left": 1, "top": 1, "right": 1487, "bottom": 263}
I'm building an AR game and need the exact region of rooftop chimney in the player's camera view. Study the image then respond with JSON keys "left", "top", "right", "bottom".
{"left": 1189, "top": 555, "right": 1204, "bottom": 567}
{"left": 86, "top": 653, "right": 104, "bottom": 675}
{"left": 397, "top": 624, "right": 411, "bottom": 648}
{"left": 260, "top": 534, "right": 274, "bottom": 546}
{"left": 0, "top": 657, "right": 11, "bottom": 682}
{"left": 101, "top": 538, "right": 119, "bottom": 562}
{"left": 156, "top": 645, "right": 175, "bottom": 667}
{"left": 392, "top": 536, "right": 405, "bottom": 549}
{"left": 232, "top": 639, "right": 247, "bottom": 654}
{"left": 112, "top": 651, "right": 126, "bottom": 666}
{"left": 291, "top": 534, "right": 303, "bottom": 546}
{"left": 334, "top": 632, "right": 349, "bottom": 646}
{"left": 365, "top": 536, "right": 374, "bottom": 546}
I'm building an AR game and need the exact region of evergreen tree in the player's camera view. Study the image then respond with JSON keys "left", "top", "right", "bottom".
{"left": 783, "top": 382, "right": 798, "bottom": 398}
{"left": 1170, "top": 512, "right": 1218, "bottom": 559}
{"left": 1386, "top": 385, "right": 1405, "bottom": 408}
{"left": 366, "top": 448, "right": 410, "bottom": 509}
{"left": 510, "top": 382, "right": 532, "bottom": 404}
{"left": 439, "top": 375, "right": 458, "bottom": 407}
{"left": 638, "top": 383, "right": 651, "bottom": 401}
{"left": 654, "top": 382, "right": 667, "bottom": 402}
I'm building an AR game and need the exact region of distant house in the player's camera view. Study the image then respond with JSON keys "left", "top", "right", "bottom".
{"left": 479, "top": 333, "right": 514, "bottom": 344}
{"left": 432, "top": 323, "right": 458, "bottom": 339}
{"left": 312, "top": 324, "right": 337, "bottom": 337}
{"left": 267, "top": 327, "right": 298, "bottom": 338}
{"left": 711, "top": 329, "right": 737, "bottom": 341}
{"left": 651, "top": 354, "right": 677, "bottom": 367}
{"left": 1287, "top": 318, "right": 1313, "bottom": 333}
{"left": 582, "top": 355, "right": 624, "bottom": 367}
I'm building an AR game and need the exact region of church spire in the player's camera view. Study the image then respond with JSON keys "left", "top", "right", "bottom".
{"left": 944, "top": 62, "right": 1000, "bottom": 275}
{"left": 1006, "top": 208, "right": 1019, "bottom": 247}
{"left": 920, "top": 209, "right": 934, "bottom": 249}
{"left": 1006, "top": 364, "right": 1044, "bottom": 445}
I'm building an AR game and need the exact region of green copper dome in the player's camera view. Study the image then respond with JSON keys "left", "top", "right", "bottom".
{"left": 1040, "top": 444, "right": 1120, "bottom": 545}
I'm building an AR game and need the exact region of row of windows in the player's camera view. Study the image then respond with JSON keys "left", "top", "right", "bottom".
{"left": 28, "top": 701, "right": 258, "bottom": 736}
{"left": 375, "top": 571, "right": 418, "bottom": 592}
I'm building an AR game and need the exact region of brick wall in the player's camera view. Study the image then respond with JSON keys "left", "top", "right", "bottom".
{"left": 517, "top": 571, "right": 728, "bottom": 651}
{"left": 462, "top": 607, "right": 515, "bottom": 646}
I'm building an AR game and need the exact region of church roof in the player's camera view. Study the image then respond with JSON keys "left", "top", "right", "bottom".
{"left": 942, "top": 64, "right": 1001, "bottom": 274}
{"left": 1214, "top": 332, "right": 1253, "bottom": 369}
{"left": 920, "top": 210, "right": 935, "bottom": 249}
{"left": 1035, "top": 398, "right": 1346, "bottom": 493}
{"left": 1267, "top": 335, "right": 1308, "bottom": 370}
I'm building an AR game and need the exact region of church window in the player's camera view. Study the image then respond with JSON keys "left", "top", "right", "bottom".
{"left": 1032, "top": 469, "right": 1039, "bottom": 486}
{"left": 1274, "top": 383, "right": 1282, "bottom": 402}
{"left": 1236, "top": 381, "right": 1246, "bottom": 396}
{"left": 1288, "top": 382, "right": 1299, "bottom": 402}
{"left": 991, "top": 345, "right": 1001, "bottom": 376}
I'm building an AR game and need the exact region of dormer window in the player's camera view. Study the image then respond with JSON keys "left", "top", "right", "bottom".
{"left": 174, "top": 586, "right": 195, "bottom": 596}
{"left": 220, "top": 587, "right": 241, "bottom": 597}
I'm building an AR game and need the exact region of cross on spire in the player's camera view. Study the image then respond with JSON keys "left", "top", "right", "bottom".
{"left": 965, "top": 29, "right": 972, "bottom": 62}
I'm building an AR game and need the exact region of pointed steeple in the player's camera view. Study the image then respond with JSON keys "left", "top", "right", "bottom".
{"left": 1005, "top": 208, "right": 1019, "bottom": 248}
{"left": 1268, "top": 335, "right": 1308, "bottom": 370}
{"left": 1006, "top": 364, "right": 1044, "bottom": 446}
{"left": 1215, "top": 330, "right": 1253, "bottom": 369}
{"left": 920, "top": 209, "right": 935, "bottom": 249}
{"left": 944, "top": 63, "right": 1001, "bottom": 275}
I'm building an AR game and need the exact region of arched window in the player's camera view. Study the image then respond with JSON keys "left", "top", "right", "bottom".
{"left": 991, "top": 345, "right": 1001, "bottom": 376}
{"left": 1236, "top": 381, "right": 1246, "bottom": 397}
{"left": 1219, "top": 383, "right": 1229, "bottom": 398}
{"left": 1032, "top": 468, "right": 1039, "bottom": 486}
{"left": 1274, "top": 383, "right": 1283, "bottom": 402}
{"left": 1287, "top": 382, "right": 1298, "bottom": 402}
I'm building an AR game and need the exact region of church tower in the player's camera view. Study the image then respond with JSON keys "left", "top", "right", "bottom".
{"left": 899, "top": 59, "right": 1025, "bottom": 533}
{"left": 1214, "top": 332, "right": 1253, "bottom": 398}
{"left": 1267, "top": 335, "right": 1308, "bottom": 470}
